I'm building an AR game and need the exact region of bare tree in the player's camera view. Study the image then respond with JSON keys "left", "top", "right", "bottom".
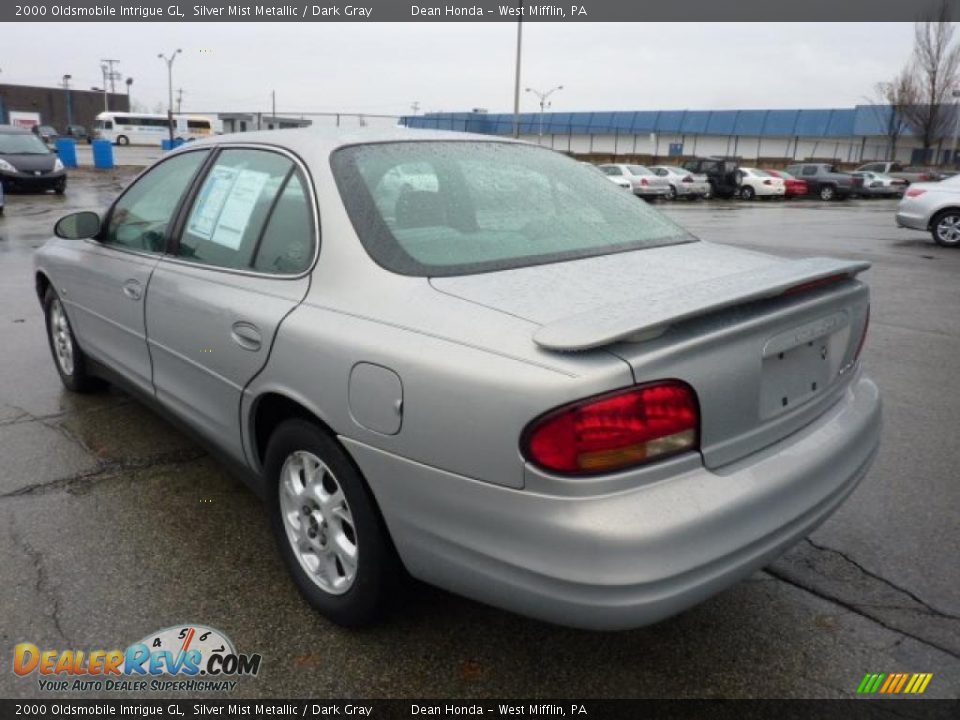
{"left": 873, "top": 69, "right": 916, "bottom": 161}
{"left": 901, "top": 2, "right": 960, "bottom": 159}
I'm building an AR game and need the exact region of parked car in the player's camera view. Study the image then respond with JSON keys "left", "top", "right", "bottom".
{"left": 850, "top": 171, "right": 907, "bottom": 198}
{"left": 765, "top": 169, "right": 808, "bottom": 198}
{"left": 582, "top": 161, "right": 631, "bottom": 190}
{"left": 35, "top": 129, "right": 880, "bottom": 630}
{"left": 681, "top": 157, "right": 741, "bottom": 198}
{"left": 854, "top": 161, "right": 943, "bottom": 184}
{"left": 785, "top": 163, "right": 862, "bottom": 201}
{"left": 64, "top": 124, "right": 89, "bottom": 143}
{"left": 735, "top": 168, "right": 786, "bottom": 200}
{"left": 896, "top": 175, "right": 960, "bottom": 247}
{"left": 32, "top": 124, "right": 59, "bottom": 147}
{"left": 598, "top": 163, "right": 671, "bottom": 199}
{"left": 0, "top": 125, "right": 67, "bottom": 194}
{"left": 650, "top": 165, "right": 711, "bottom": 200}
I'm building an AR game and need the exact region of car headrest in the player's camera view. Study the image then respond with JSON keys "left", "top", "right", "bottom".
{"left": 395, "top": 190, "right": 447, "bottom": 229}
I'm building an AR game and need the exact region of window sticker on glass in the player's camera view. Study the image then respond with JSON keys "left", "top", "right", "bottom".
{"left": 188, "top": 165, "right": 237, "bottom": 240}
{"left": 209, "top": 169, "right": 271, "bottom": 250}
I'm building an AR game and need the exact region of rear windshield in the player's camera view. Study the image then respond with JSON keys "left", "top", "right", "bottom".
{"left": 331, "top": 141, "right": 695, "bottom": 277}
{"left": 0, "top": 133, "right": 50, "bottom": 155}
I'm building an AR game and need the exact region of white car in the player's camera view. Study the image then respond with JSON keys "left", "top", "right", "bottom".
{"left": 650, "top": 166, "right": 711, "bottom": 200}
{"left": 582, "top": 161, "right": 631, "bottom": 190}
{"left": 737, "top": 168, "right": 786, "bottom": 200}
{"left": 598, "top": 164, "right": 672, "bottom": 200}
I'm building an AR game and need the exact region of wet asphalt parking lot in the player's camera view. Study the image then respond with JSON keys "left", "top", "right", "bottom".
{"left": 0, "top": 166, "right": 958, "bottom": 700}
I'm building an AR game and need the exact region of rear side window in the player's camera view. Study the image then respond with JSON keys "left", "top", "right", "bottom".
{"left": 802, "top": 166, "right": 817, "bottom": 176}
{"left": 252, "top": 173, "right": 314, "bottom": 274}
{"left": 331, "top": 141, "right": 695, "bottom": 277}
{"left": 178, "top": 149, "right": 294, "bottom": 270}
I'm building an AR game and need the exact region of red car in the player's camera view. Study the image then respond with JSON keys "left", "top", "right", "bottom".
{"left": 766, "top": 170, "right": 808, "bottom": 198}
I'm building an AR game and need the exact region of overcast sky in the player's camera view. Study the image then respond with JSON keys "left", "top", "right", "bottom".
{"left": 2, "top": 23, "right": 918, "bottom": 116}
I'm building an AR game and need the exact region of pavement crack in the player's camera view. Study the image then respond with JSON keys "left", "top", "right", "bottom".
{"left": 0, "top": 448, "right": 207, "bottom": 499}
{"left": 9, "top": 518, "right": 70, "bottom": 644}
{"left": 804, "top": 538, "right": 960, "bottom": 621}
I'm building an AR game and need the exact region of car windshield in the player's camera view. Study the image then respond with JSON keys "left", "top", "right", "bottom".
{"left": 0, "top": 133, "right": 51, "bottom": 154}
{"left": 332, "top": 141, "right": 696, "bottom": 277}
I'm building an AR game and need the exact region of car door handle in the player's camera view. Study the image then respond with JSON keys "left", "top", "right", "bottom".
{"left": 230, "top": 321, "right": 262, "bottom": 351}
{"left": 122, "top": 279, "right": 142, "bottom": 300}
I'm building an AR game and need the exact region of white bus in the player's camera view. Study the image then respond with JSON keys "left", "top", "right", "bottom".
{"left": 93, "top": 112, "right": 216, "bottom": 146}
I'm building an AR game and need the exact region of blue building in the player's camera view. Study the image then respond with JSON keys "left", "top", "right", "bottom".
{"left": 402, "top": 105, "right": 955, "bottom": 165}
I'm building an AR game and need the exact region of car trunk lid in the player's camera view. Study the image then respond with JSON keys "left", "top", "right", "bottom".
{"left": 431, "top": 243, "right": 871, "bottom": 469}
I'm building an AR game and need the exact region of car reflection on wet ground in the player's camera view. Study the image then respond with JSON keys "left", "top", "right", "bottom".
{"left": 0, "top": 169, "right": 957, "bottom": 699}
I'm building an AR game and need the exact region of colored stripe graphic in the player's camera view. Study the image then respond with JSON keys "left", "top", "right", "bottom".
{"left": 857, "top": 672, "right": 932, "bottom": 695}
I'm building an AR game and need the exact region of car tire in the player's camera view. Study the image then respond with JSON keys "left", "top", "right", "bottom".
{"left": 265, "top": 419, "right": 401, "bottom": 627}
{"left": 931, "top": 210, "right": 960, "bottom": 248}
{"left": 666, "top": 185, "right": 677, "bottom": 200}
{"left": 740, "top": 185, "right": 755, "bottom": 200}
{"left": 54, "top": 180, "right": 66, "bottom": 195}
{"left": 43, "top": 288, "right": 105, "bottom": 393}
{"left": 819, "top": 185, "right": 836, "bottom": 201}
{"left": 116, "top": 135, "right": 130, "bottom": 146}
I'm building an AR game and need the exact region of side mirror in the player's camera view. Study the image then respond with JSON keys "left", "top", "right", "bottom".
{"left": 55, "top": 211, "right": 101, "bottom": 240}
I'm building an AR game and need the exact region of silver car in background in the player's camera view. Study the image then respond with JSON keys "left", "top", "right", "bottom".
{"left": 896, "top": 174, "right": 960, "bottom": 247}
{"left": 582, "top": 161, "right": 631, "bottom": 190}
{"left": 850, "top": 171, "right": 907, "bottom": 198}
{"left": 35, "top": 129, "right": 881, "bottom": 630}
{"left": 598, "top": 163, "right": 672, "bottom": 200}
{"left": 650, "top": 165, "right": 711, "bottom": 200}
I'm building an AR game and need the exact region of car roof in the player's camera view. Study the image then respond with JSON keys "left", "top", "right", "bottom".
{"left": 0, "top": 125, "right": 32, "bottom": 135}
{"left": 175, "top": 125, "right": 522, "bottom": 156}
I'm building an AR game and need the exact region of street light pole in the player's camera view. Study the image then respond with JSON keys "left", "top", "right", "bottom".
{"left": 62, "top": 74, "right": 73, "bottom": 128}
{"left": 524, "top": 85, "right": 563, "bottom": 145}
{"left": 157, "top": 49, "right": 182, "bottom": 143}
{"left": 512, "top": 15, "right": 522, "bottom": 139}
{"left": 125, "top": 77, "right": 133, "bottom": 110}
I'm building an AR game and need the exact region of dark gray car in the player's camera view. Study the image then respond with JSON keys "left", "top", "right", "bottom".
{"left": 0, "top": 125, "right": 67, "bottom": 194}
{"left": 785, "top": 163, "right": 861, "bottom": 201}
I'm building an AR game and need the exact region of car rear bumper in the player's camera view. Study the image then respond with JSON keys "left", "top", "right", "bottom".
{"left": 675, "top": 183, "right": 710, "bottom": 196}
{"left": 634, "top": 187, "right": 670, "bottom": 198}
{"left": 346, "top": 372, "right": 882, "bottom": 630}
{"left": 895, "top": 209, "right": 929, "bottom": 230}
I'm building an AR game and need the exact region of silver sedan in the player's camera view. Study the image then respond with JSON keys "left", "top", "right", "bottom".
{"left": 896, "top": 175, "right": 960, "bottom": 247}
{"left": 598, "top": 163, "right": 672, "bottom": 199}
{"left": 35, "top": 128, "right": 881, "bottom": 629}
{"left": 650, "top": 165, "right": 711, "bottom": 199}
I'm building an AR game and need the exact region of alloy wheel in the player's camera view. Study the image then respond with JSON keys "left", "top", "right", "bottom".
{"left": 935, "top": 214, "right": 960, "bottom": 247}
{"left": 48, "top": 298, "right": 74, "bottom": 377}
{"left": 278, "top": 450, "right": 359, "bottom": 595}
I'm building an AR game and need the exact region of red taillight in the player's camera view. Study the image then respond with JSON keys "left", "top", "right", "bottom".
{"left": 521, "top": 381, "right": 700, "bottom": 475}
{"left": 854, "top": 305, "right": 870, "bottom": 363}
{"left": 640, "top": 177, "right": 649, "bottom": 186}
{"left": 682, "top": 175, "right": 694, "bottom": 183}
{"left": 905, "top": 188, "right": 926, "bottom": 198}
{"left": 782, "top": 273, "right": 850, "bottom": 296}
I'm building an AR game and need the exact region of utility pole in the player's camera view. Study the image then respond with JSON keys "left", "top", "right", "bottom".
{"left": 410, "top": 100, "right": 420, "bottom": 116}
{"left": 524, "top": 85, "right": 563, "bottom": 144}
{"left": 62, "top": 74, "right": 73, "bottom": 127}
{"left": 176, "top": 88, "right": 184, "bottom": 113}
{"left": 158, "top": 49, "right": 182, "bottom": 143}
{"left": 271, "top": 90, "right": 276, "bottom": 120}
{"left": 125, "top": 77, "right": 133, "bottom": 110}
{"left": 512, "top": 11, "right": 523, "bottom": 139}
{"left": 100, "top": 58, "right": 121, "bottom": 94}
{"left": 99, "top": 64, "right": 109, "bottom": 112}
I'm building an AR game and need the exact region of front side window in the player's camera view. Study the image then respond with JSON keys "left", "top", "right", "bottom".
{"left": 178, "top": 149, "right": 299, "bottom": 270}
{"left": 331, "top": 141, "right": 695, "bottom": 277}
{"left": 105, "top": 150, "right": 209, "bottom": 252}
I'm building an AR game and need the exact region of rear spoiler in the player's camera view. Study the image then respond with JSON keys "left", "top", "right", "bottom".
{"left": 533, "top": 257, "right": 871, "bottom": 351}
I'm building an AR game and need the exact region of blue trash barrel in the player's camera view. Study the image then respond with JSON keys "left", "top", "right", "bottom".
{"left": 55, "top": 138, "right": 78, "bottom": 168}
{"left": 92, "top": 139, "right": 115, "bottom": 169}
{"left": 161, "top": 139, "right": 173, "bottom": 152}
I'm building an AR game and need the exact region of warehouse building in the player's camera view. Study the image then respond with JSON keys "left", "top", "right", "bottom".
{"left": 0, "top": 83, "right": 129, "bottom": 133}
{"left": 402, "top": 105, "right": 959, "bottom": 166}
